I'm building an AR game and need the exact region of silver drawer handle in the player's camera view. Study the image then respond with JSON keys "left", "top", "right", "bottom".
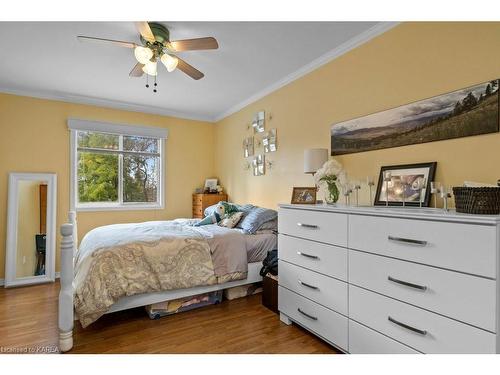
{"left": 298, "top": 280, "right": 319, "bottom": 290}
{"left": 297, "top": 308, "right": 318, "bottom": 321}
{"left": 297, "top": 223, "right": 319, "bottom": 229}
{"left": 388, "top": 235, "right": 428, "bottom": 246}
{"left": 388, "top": 316, "right": 427, "bottom": 336}
{"left": 297, "top": 251, "right": 319, "bottom": 260}
{"left": 388, "top": 276, "right": 428, "bottom": 291}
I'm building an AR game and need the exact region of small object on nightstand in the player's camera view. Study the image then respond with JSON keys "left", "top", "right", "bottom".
{"left": 192, "top": 192, "right": 228, "bottom": 219}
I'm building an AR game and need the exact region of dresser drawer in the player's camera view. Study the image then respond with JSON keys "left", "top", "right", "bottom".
{"left": 349, "top": 285, "right": 496, "bottom": 353}
{"left": 349, "top": 319, "right": 419, "bottom": 354}
{"left": 279, "top": 260, "right": 347, "bottom": 315}
{"left": 192, "top": 206, "right": 203, "bottom": 217}
{"left": 193, "top": 195, "right": 203, "bottom": 205}
{"left": 349, "top": 250, "right": 496, "bottom": 332}
{"left": 348, "top": 214, "right": 497, "bottom": 278}
{"left": 278, "top": 208, "right": 347, "bottom": 247}
{"left": 279, "top": 286, "right": 348, "bottom": 351}
{"left": 278, "top": 234, "right": 347, "bottom": 281}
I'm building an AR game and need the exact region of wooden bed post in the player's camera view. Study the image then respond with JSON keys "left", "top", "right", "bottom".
{"left": 58, "top": 212, "right": 76, "bottom": 352}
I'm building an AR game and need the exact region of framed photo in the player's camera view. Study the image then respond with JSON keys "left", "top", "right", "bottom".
{"left": 374, "top": 162, "right": 437, "bottom": 207}
{"left": 204, "top": 178, "right": 218, "bottom": 193}
{"left": 291, "top": 187, "right": 317, "bottom": 205}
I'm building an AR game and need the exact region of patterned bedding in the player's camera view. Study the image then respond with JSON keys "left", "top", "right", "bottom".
{"left": 74, "top": 219, "right": 248, "bottom": 327}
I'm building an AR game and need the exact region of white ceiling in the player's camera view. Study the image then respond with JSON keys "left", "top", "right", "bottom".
{"left": 0, "top": 22, "right": 395, "bottom": 122}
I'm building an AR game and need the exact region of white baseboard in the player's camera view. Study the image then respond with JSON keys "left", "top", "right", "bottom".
{"left": 0, "top": 272, "right": 60, "bottom": 287}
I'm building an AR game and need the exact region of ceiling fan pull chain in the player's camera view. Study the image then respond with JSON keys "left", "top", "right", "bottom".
{"left": 153, "top": 76, "right": 157, "bottom": 93}
{"left": 145, "top": 74, "right": 149, "bottom": 89}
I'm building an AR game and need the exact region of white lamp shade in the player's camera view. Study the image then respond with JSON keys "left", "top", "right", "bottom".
{"left": 134, "top": 46, "right": 153, "bottom": 64}
{"left": 304, "top": 148, "right": 328, "bottom": 174}
{"left": 142, "top": 61, "right": 157, "bottom": 76}
{"left": 161, "top": 54, "right": 178, "bottom": 72}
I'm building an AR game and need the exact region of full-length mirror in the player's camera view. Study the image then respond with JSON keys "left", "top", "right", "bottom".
{"left": 5, "top": 173, "right": 57, "bottom": 287}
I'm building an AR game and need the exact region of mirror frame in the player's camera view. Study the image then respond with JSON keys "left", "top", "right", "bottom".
{"left": 5, "top": 172, "right": 57, "bottom": 287}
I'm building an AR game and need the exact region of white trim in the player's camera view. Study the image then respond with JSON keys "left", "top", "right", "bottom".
{"left": 68, "top": 118, "right": 168, "bottom": 139}
{"left": 107, "top": 262, "right": 263, "bottom": 313}
{"left": 4, "top": 173, "right": 57, "bottom": 288}
{"left": 69, "top": 124, "right": 165, "bottom": 212}
{"left": 0, "top": 86, "right": 213, "bottom": 122}
{"left": 213, "top": 22, "right": 399, "bottom": 121}
{"left": 0, "top": 22, "right": 397, "bottom": 124}
{"left": 0, "top": 273, "right": 60, "bottom": 287}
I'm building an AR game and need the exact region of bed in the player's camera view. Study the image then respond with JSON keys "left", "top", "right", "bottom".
{"left": 58, "top": 210, "right": 277, "bottom": 352}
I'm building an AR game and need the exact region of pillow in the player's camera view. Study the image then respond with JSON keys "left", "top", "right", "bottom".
{"left": 253, "top": 218, "right": 277, "bottom": 232}
{"left": 218, "top": 212, "right": 244, "bottom": 228}
{"left": 237, "top": 207, "right": 278, "bottom": 234}
{"left": 204, "top": 202, "right": 254, "bottom": 217}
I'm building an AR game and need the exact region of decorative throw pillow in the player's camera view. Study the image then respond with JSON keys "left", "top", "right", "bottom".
{"left": 194, "top": 211, "right": 222, "bottom": 226}
{"left": 218, "top": 212, "right": 244, "bottom": 228}
{"left": 204, "top": 202, "right": 254, "bottom": 218}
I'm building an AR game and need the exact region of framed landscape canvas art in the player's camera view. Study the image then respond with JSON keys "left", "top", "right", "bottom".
{"left": 331, "top": 80, "right": 499, "bottom": 155}
{"left": 374, "top": 162, "right": 436, "bottom": 207}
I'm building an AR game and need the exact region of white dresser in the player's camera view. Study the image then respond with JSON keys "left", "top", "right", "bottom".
{"left": 277, "top": 204, "right": 500, "bottom": 354}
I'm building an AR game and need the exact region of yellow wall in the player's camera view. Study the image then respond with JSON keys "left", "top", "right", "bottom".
{"left": 0, "top": 93, "right": 214, "bottom": 279}
{"left": 2, "top": 22, "right": 500, "bottom": 280}
{"left": 15, "top": 180, "right": 40, "bottom": 278}
{"left": 214, "top": 22, "right": 500, "bottom": 209}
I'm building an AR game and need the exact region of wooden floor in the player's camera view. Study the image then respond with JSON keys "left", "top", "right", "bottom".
{"left": 0, "top": 282, "right": 339, "bottom": 354}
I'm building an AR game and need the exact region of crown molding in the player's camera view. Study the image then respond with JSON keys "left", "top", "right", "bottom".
{"left": 213, "top": 21, "right": 400, "bottom": 122}
{"left": 0, "top": 22, "right": 398, "bottom": 124}
{"left": 0, "top": 86, "right": 215, "bottom": 123}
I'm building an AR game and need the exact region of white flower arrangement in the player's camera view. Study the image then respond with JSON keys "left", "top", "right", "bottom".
{"left": 314, "top": 159, "right": 346, "bottom": 186}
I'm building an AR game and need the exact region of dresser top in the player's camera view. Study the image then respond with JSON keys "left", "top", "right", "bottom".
{"left": 278, "top": 203, "right": 500, "bottom": 225}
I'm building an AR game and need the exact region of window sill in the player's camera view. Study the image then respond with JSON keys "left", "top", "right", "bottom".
{"left": 76, "top": 204, "right": 164, "bottom": 212}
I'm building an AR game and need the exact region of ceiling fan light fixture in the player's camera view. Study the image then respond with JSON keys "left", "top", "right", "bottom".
{"left": 134, "top": 46, "right": 153, "bottom": 64}
{"left": 161, "top": 53, "right": 178, "bottom": 72}
{"left": 142, "top": 61, "right": 157, "bottom": 76}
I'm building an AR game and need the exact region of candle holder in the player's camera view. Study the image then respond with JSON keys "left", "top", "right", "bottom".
{"left": 401, "top": 181, "right": 407, "bottom": 208}
{"left": 383, "top": 171, "right": 392, "bottom": 207}
{"left": 441, "top": 185, "right": 452, "bottom": 212}
{"left": 367, "top": 176, "right": 375, "bottom": 205}
{"left": 430, "top": 181, "right": 442, "bottom": 208}
{"left": 353, "top": 181, "right": 361, "bottom": 206}
{"left": 343, "top": 188, "right": 352, "bottom": 206}
{"left": 419, "top": 178, "right": 427, "bottom": 208}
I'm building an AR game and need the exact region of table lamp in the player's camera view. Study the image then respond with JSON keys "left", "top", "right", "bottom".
{"left": 304, "top": 148, "right": 328, "bottom": 203}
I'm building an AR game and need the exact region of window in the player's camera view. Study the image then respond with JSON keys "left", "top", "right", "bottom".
{"left": 69, "top": 119, "right": 167, "bottom": 211}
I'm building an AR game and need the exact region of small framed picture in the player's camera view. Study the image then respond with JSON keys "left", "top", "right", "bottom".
{"left": 291, "top": 187, "right": 317, "bottom": 205}
{"left": 374, "top": 162, "right": 437, "bottom": 207}
{"left": 204, "top": 178, "right": 218, "bottom": 193}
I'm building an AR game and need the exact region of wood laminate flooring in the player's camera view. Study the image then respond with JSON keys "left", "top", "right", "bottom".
{"left": 0, "top": 282, "right": 339, "bottom": 354}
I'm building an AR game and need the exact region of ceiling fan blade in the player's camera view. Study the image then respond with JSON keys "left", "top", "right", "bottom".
{"left": 168, "top": 37, "right": 219, "bottom": 51}
{"left": 77, "top": 36, "right": 136, "bottom": 48}
{"left": 135, "top": 22, "right": 155, "bottom": 43}
{"left": 176, "top": 57, "right": 204, "bottom": 80}
{"left": 129, "top": 62, "right": 144, "bottom": 77}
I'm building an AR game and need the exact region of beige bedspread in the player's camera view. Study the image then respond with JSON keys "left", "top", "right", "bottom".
{"left": 74, "top": 220, "right": 248, "bottom": 327}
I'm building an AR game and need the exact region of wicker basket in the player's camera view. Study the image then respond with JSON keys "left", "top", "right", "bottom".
{"left": 453, "top": 187, "right": 500, "bottom": 215}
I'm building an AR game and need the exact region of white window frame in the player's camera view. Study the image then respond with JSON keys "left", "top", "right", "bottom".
{"left": 68, "top": 118, "right": 167, "bottom": 211}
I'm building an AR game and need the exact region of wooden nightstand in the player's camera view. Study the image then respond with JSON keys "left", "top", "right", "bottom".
{"left": 192, "top": 193, "right": 228, "bottom": 218}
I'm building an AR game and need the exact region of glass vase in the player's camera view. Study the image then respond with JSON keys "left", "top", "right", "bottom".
{"left": 324, "top": 182, "right": 339, "bottom": 204}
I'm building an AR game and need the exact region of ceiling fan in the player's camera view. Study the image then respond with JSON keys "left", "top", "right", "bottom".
{"left": 77, "top": 22, "right": 218, "bottom": 88}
